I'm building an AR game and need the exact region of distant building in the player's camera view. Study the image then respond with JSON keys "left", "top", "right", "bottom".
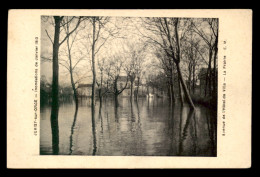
{"left": 198, "top": 68, "right": 208, "bottom": 87}
{"left": 117, "top": 76, "right": 132, "bottom": 97}
{"left": 77, "top": 84, "right": 92, "bottom": 97}
{"left": 40, "top": 81, "right": 52, "bottom": 103}
{"left": 134, "top": 80, "right": 146, "bottom": 97}
{"left": 117, "top": 76, "right": 151, "bottom": 97}
{"left": 77, "top": 77, "right": 150, "bottom": 98}
{"left": 198, "top": 67, "right": 218, "bottom": 94}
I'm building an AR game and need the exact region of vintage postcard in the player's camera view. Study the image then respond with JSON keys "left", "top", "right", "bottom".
{"left": 7, "top": 9, "right": 252, "bottom": 168}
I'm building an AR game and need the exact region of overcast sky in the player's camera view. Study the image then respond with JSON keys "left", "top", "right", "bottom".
{"left": 41, "top": 16, "right": 214, "bottom": 87}
{"left": 41, "top": 16, "right": 160, "bottom": 86}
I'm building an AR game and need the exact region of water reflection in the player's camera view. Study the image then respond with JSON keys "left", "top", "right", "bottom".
{"left": 206, "top": 109, "right": 217, "bottom": 156}
{"left": 91, "top": 105, "right": 97, "bottom": 155}
{"left": 99, "top": 102, "right": 104, "bottom": 133}
{"left": 40, "top": 97, "right": 217, "bottom": 156}
{"left": 50, "top": 106, "right": 59, "bottom": 155}
{"left": 178, "top": 108, "right": 195, "bottom": 156}
{"left": 69, "top": 107, "right": 78, "bottom": 155}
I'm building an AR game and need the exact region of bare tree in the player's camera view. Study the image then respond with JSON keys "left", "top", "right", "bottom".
{"left": 191, "top": 18, "right": 218, "bottom": 98}
{"left": 125, "top": 62, "right": 136, "bottom": 100}
{"left": 154, "top": 49, "right": 176, "bottom": 104}
{"left": 124, "top": 44, "right": 137, "bottom": 100}
{"left": 125, "top": 43, "right": 147, "bottom": 100}
{"left": 45, "top": 16, "right": 83, "bottom": 154}
{"left": 59, "top": 17, "right": 87, "bottom": 111}
{"left": 80, "top": 17, "right": 120, "bottom": 109}
{"left": 210, "top": 19, "right": 219, "bottom": 103}
{"left": 108, "top": 54, "right": 129, "bottom": 106}
{"left": 96, "top": 57, "right": 111, "bottom": 107}
{"left": 182, "top": 29, "right": 202, "bottom": 95}
{"left": 138, "top": 17, "right": 195, "bottom": 109}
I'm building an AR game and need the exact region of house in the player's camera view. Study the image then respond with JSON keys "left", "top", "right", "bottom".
{"left": 40, "top": 82, "right": 52, "bottom": 104}
{"left": 134, "top": 80, "right": 147, "bottom": 97}
{"left": 77, "top": 84, "right": 92, "bottom": 97}
{"left": 117, "top": 76, "right": 149, "bottom": 97}
{"left": 59, "top": 86, "right": 74, "bottom": 101}
{"left": 117, "top": 76, "right": 132, "bottom": 97}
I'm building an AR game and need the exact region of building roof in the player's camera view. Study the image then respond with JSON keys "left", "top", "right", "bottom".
{"left": 117, "top": 76, "right": 128, "bottom": 82}
{"left": 78, "top": 84, "right": 92, "bottom": 88}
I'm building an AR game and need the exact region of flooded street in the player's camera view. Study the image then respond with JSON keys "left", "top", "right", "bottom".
{"left": 40, "top": 97, "right": 217, "bottom": 156}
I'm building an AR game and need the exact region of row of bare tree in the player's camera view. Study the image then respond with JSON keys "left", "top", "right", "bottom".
{"left": 44, "top": 16, "right": 218, "bottom": 112}
{"left": 43, "top": 16, "right": 218, "bottom": 153}
{"left": 44, "top": 16, "right": 148, "bottom": 153}
{"left": 137, "top": 17, "right": 218, "bottom": 109}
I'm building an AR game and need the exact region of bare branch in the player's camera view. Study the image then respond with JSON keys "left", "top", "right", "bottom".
{"left": 45, "top": 29, "right": 53, "bottom": 45}
{"left": 59, "top": 61, "right": 70, "bottom": 71}
{"left": 118, "top": 76, "right": 129, "bottom": 94}
{"left": 59, "top": 17, "right": 83, "bottom": 46}
{"left": 94, "top": 36, "right": 109, "bottom": 55}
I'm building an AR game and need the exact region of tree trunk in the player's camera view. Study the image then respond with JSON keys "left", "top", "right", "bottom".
{"left": 178, "top": 75, "right": 183, "bottom": 105}
{"left": 114, "top": 77, "right": 119, "bottom": 107}
{"left": 91, "top": 103, "right": 97, "bottom": 155}
{"left": 99, "top": 71, "right": 103, "bottom": 103}
{"left": 192, "top": 62, "right": 196, "bottom": 94}
{"left": 50, "top": 16, "right": 62, "bottom": 155}
{"left": 213, "top": 33, "right": 218, "bottom": 100}
{"left": 188, "top": 64, "right": 192, "bottom": 93}
{"left": 130, "top": 80, "right": 133, "bottom": 100}
{"left": 176, "top": 63, "right": 195, "bottom": 109}
{"left": 115, "top": 93, "right": 119, "bottom": 107}
{"left": 173, "top": 18, "right": 194, "bottom": 109}
{"left": 136, "top": 77, "right": 140, "bottom": 100}
{"left": 67, "top": 35, "right": 78, "bottom": 111}
{"left": 98, "top": 88, "right": 102, "bottom": 109}
{"left": 206, "top": 49, "right": 213, "bottom": 97}
{"left": 171, "top": 64, "right": 175, "bottom": 102}
{"left": 204, "top": 71, "right": 208, "bottom": 97}
{"left": 91, "top": 18, "right": 96, "bottom": 109}
{"left": 72, "top": 84, "right": 78, "bottom": 110}
{"left": 170, "top": 81, "right": 175, "bottom": 103}
{"left": 169, "top": 83, "right": 173, "bottom": 105}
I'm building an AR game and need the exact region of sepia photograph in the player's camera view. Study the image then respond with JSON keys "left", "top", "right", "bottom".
{"left": 7, "top": 10, "right": 251, "bottom": 168}
{"left": 40, "top": 16, "right": 218, "bottom": 156}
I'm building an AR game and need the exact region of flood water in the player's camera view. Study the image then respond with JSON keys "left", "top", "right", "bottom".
{"left": 40, "top": 97, "right": 217, "bottom": 156}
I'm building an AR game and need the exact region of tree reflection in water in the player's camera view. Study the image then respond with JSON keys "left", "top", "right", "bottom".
{"left": 41, "top": 97, "right": 216, "bottom": 156}
{"left": 135, "top": 99, "right": 142, "bottom": 133}
{"left": 99, "top": 101, "right": 104, "bottom": 133}
{"left": 91, "top": 104, "right": 97, "bottom": 155}
{"left": 69, "top": 106, "right": 78, "bottom": 155}
{"left": 51, "top": 106, "right": 59, "bottom": 155}
{"left": 206, "top": 109, "right": 217, "bottom": 156}
{"left": 168, "top": 104, "right": 175, "bottom": 155}
{"left": 178, "top": 107, "right": 195, "bottom": 156}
